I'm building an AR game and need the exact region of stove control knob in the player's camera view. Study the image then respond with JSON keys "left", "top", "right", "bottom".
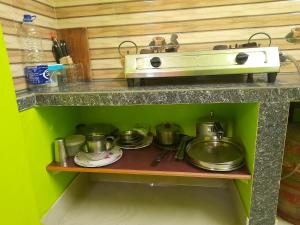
{"left": 150, "top": 57, "right": 161, "bottom": 68}
{"left": 235, "top": 52, "right": 249, "bottom": 65}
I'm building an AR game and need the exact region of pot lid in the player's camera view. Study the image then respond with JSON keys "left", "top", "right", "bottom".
{"left": 186, "top": 137, "right": 244, "bottom": 167}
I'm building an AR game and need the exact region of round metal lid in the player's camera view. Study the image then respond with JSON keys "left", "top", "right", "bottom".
{"left": 185, "top": 137, "right": 244, "bottom": 171}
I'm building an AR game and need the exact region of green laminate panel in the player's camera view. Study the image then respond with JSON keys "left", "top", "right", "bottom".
{"left": 0, "top": 23, "right": 78, "bottom": 224}
{"left": 19, "top": 107, "right": 80, "bottom": 218}
{"left": 233, "top": 104, "right": 259, "bottom": 217}
{"left": 0, "top": 25, "right": 40, "bottom": 225}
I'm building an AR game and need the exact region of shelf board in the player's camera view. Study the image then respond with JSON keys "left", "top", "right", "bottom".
{"left": 47, "top": 145, "right": 251, "bottom": 180}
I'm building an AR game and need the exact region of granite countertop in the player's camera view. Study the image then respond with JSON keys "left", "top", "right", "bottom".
{"left": 16, "top": 73, "right": 300, "bottom": 111}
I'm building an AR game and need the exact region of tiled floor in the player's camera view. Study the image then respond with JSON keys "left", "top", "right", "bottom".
{"left": 44, "top": 180, "right": 295, "bottom": 225}
{"left": 56, "top": 182, "right": 241, "bottom": 225}
{"left": 277, "top": 217, "right": 293, "bottom": 225}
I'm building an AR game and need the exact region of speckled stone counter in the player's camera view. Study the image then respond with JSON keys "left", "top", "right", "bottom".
{"left": 16, "top": 74, "right": 300, "bottom": 225}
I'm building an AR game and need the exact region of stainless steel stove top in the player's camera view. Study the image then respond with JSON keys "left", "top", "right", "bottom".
{"left": 124, "top": 47, "right": 281, "bottom": 86}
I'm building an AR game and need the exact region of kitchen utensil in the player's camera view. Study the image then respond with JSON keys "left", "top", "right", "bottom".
{"left": 175, "top": 135, "right": 194, "bottom": 160}
{"left": 196, "top": 112, "right": 224, "bottom": 139}
{"left": 74, "top": 146, "right": 123, "bottom": 168}
{"left": 155, "top": 123, "right": 182, "bottom": 146}
{"left": 185, "top": 137, "right": 244, "bottom": 171}
{"left": 76, "top": 123, "right": 118, "bottom": 137}
{"left": 151, "top": 135, "right": 181, "bottom": 166}
{"left": 151, "top": 149, "right": 170, "bottom": 167}
{"left": 65, "top": 134, "right": 86, "bottom": 157}
{"left": 85, "top": 134, "right": 114, "bottom": 154}
{"left": 54, "top": 138, "right": 68, "bottom": 167}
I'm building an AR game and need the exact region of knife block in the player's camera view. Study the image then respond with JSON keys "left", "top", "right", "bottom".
{"left": 58, "top": 28, "right": 92, "bottom": 81}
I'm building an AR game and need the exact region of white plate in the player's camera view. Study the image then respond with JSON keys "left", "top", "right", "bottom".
{"left": 74, "top": 146, "right": 123, "bottom": 168}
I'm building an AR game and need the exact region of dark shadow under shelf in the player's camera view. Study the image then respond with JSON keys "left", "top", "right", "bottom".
{"left": 47, "top": 145, "right": 251, "bottom": 180}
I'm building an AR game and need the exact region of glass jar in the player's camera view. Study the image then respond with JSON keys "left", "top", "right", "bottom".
{"left": 48, "top": 64, "right": 66, "bottom": 86}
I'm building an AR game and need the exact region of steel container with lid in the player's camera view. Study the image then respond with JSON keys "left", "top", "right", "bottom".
{"left": 155, "top": 123, "right": 182, "bottom": 146}
{"left": 196, "top": 112, "right": 225, "bottom": 139}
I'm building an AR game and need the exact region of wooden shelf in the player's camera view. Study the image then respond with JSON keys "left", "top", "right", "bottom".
{"left": 47, "top": 145, "right": 251, "bottom": 180}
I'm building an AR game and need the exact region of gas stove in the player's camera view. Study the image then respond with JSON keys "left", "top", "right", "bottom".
{"left": 124, "top": 47, "right": 280, "bottom": 87}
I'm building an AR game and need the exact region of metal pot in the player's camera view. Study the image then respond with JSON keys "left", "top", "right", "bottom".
{"left": 85, "top": 134, "right": 114, "bottom": 154}
{"left": 156, "top": 123, "right": 182, "bottom": 146}
{"left": 196, "top": 112, "right": 224, "bottom": 139}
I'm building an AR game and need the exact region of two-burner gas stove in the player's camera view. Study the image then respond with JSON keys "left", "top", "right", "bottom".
{"left": 124, "top": 46, "right": 281, "bottom": 87}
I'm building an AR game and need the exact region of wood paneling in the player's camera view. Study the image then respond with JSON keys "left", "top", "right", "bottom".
{"left": 1, "top": 18, "right": 55, "bottom": 39}
{"left": 3, "top": 0, "right": 300, "bottom": 90}
{"left": 54, "top": 0, "right": 136, "bottom": 8}
{"left": 0, "top": 0, "right": 56, "bottom": 18}
{"left": 35, "top": 0, "right": 55, "bottom": 7}
{"left": 0, "top": 0, "right": 57, "bottom": 91}
{"left": 87, "top": 13, "right": 299, "bottom": 39}
{"left": 0, "top": 3, "right": 57, "bottom": 28}
{"left": 8, "top": 50, "right": 54, "bottom": 63}
{"left": 57, "top": 1, "right": 300, "bottom": 28}
{"left": 88, "top": 26, "right": 297, "bottom": 49}
{"left": 59, "top": 28, "right": 92, "bottom": 81}
{"left": 55, "top": 0, "right": 300, "bottom": 80}
{"left": 55, "top": 0, "right": 281, "bottom": 18}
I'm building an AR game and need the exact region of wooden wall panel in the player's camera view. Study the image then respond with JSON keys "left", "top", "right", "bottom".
{"left": 2, "top": 0, "right": 300, "bottom": 91}
{"left": 57, "top": 1, "right": 300, "bottom": 28}
{"left": 55, "top": 0, "right": 300, "bottom": 80}
{"left": 0, "top": 0, "right": 57, "bottom": 92}
{"left": 55, "top": 0, "right": 281, "bottom": 18}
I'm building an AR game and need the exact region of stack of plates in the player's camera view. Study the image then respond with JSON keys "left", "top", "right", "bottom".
{"left": 74, "top": 146, "right": 123, "bottom": 168}
{"left": 185, "top": 137, "right": 244, "bottom": 171}
{"left": 116, "top": 129, "right": 153, "bottom": 149}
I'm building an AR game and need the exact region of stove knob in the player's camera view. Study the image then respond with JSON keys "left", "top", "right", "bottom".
{"left": 150, "top": 57, "right": 161, "bottom": 68}
{"left": 235, "top": 52, "right": 249, "bottom": 65}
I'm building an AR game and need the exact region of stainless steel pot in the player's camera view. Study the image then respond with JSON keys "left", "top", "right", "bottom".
{"left": 85, "top": 134, "right": 114, "bottom": 153}
{"left": 156, "top": 123, "right": 182, "bottom": 146}
{"left": 196, "top": 112, "right": 224, "bottom": 139}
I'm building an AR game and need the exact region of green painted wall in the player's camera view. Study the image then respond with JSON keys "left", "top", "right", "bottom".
{"left": 0, "top": 24, "right": 77, "bottom": 225}
{"left": 19, "top": 107, "right": 79, "bottom": 218}
{"left": 233, "top": 104, "right": 259, "bottom": 216}
{"left": 0, "top": 25, "right": 40, "bottom": 225}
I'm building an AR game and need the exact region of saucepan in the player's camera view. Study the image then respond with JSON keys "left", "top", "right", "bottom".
{"left": 155, "top": 123, "right": 183, "bottom": 146}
